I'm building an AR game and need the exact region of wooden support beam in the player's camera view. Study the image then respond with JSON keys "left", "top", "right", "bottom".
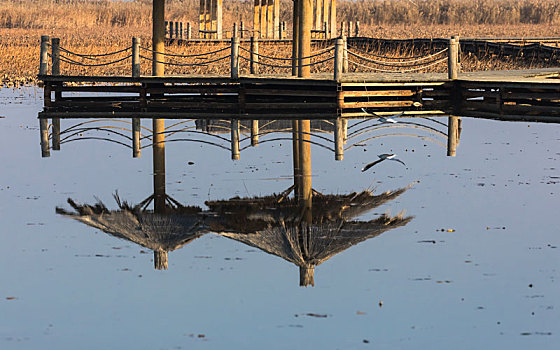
{"left": 334, "top": 37, "right": 343, "bottom": 81}
{"left": 153, "top": 0, "right": 165, "bottom": 76}
{"left": 254, "top": 0, "right": 260, "bottom": 39}
{"left": 216, "top": 0, "right": 223, "bottom": 39}
{"left": 231, "top": 37, "right": 240, "bottom": 79}
{"left": 273, "top": 0, "right": 280, "bottom": 39}
{"left": 51, "top": 38, "right": 60, "bottom": 76}
{"left": 292, "top": 0, "right": 300, "bottom": 76}
{"left": 329, "top": 0, "right": 336, "bottom": 38}
{"left": 250, "top": 36, "right": 259, "bottom": 74}
{"left": 260, "top": 0, "right": 267, "bottom": 38}
{"left": 39, "top": 35, "right": 49, "bottom": 75}
{"left": 448, "top": 36, "right": 459, "bottom": 79}
{"left": 132, "top": 37, "right": 140, "bottom": 77}
{"left": 298, "top": 0, "right": 313, "bottom": 77}
{"left": 267, "top": 0, "right": 274, "bottom": 38}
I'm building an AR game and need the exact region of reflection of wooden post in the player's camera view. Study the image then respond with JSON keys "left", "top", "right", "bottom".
{"left": 447, "top": 116, "right": 459, "bottom": 156}
{"left": 52, "top": 118, "right": 60, "bottom": 151}
{"left": 250, "top": 36, "right": 259, "bottom": 74}
{"left": 298, "top": 0, "right": 312, "bottom": 77}
{"left": 292, "top": 0, "right": 300, "bottom": 76}
{"left": 231, "top": 37, "right": 239, "bottom": 79}
{"left": 299, "top": 120, "right": 312, "bottom": 214}
{"left": 334, "top": 117, "right": 343, "bottom": 160}
{"left": 51, "top": 38, "right": 60, "bottom": 76}
{"left": 133, "top": 118, "right": 141, "bottom": 158}
{"left": 153, "top": 119, "right": 166, "bottom": 213}
{"left": 39, "top": 35, "right": 50, "bottom": 75}
{"left": 342, "top": 118, "right": 348, "bottom": 142}
{"left": 448, "top": 36, "right": 459, "bottom": 80}
{"left": 39, "top": 118, "right": 50, "bottom": 158}
{"left": 251, "top": 120, "right": 259, "bottom": 146}
{"left": 231, "top": 119, "right": 240, "bottom": 160}
{"left": 299, "top": 265, "right": 315, "bottom": 287}
{"left": 153, "top": 0, "right": 165, "bottom": 76}
{"left": 154, "top": 249, "right": 168, "bottom": 270}
{"left": 292, "top": 120, "right": 301, "bottom": 199}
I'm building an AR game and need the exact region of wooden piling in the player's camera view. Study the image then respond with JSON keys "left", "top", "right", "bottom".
{"left": 260, "top": 0, "right": 267, "bottom": 38}
{"left": 355, "top": 21, "right": 360, "bottom": 37}
{"left": 179, "top": 22, "right": 183, "bottom": 39}
{"left": 292, "top": 120, "right": 301, "bottom": 199}
{"left": 343, "top": 36, "right": 348, "bottom": 73}
{"left": 51, "top": 38, "right": 60, "bottom": 76}
{"left": 133, "top": 118, "right": 141, "bottom": 158}
{"left": 334, "top": 37, "right": 343, "bottom": 81}
{"left": 298, "top": 0, "right": 312, "bottom": 78}
{"left": 267, "top": 0, "right": 274, "bottom": 38}
{"left": 292, "top": 0, "right": 300, "bottom": 76}
{"left": 254, "top": 0, "right": 261, "bottom": 38}
{"left": 240, "top": 21, "right": 245, "bottom": 38}
{"left": 169, "top": 21, "right": 174, "bottom": 39}
{"left": 153, "top": 0, "right": 165, "bottom": 76}
{"left": 52, "top": 118, "right": 60, "bottom": 150}
{"left": 132, "top": 37, "right": 141, "bottom": 77}
{"left": 447, "top": 116, "right": 459, "bottom": 156}
{"left": 216, "top": 0, "right": 223, "bottom": 39}
{"left": 334, "top": 117, "right": 344, "bottom": 160}
{"left": 39, "top": 35, "right": 50, "bottom": 75}
{"left": 250, "top": 36, "right": 259, "bottom": 74}
{"left": 40, "top": 118, "right": 50, "bottom": 158}
{"left": 233, "top": 22, "right": 238, "bottom": 38}
{"left": 231, "top": 37, "right": 240, "bottom": 79}
{"left": 348, "top": 21, "right": 353, "bottom": 37}
{"left": 251, "top": 120, "right": 259, "bottom": 146}
{"left": 341, "top": 22, "right": 346, "bottom": 38}
{"left": 448, "top": 36, "right": 459, "bottom": 80}
{"left": 273, "top": 0, "right": 280, "bottom": 39}
{"left": 330, "top": 0, "right": 336, "bottom": 39}
{"left": 186, "top": 22, "right": 192, "bottom": 39}
{"left": 231, "top": 119, "right": 240, "bottom": 160}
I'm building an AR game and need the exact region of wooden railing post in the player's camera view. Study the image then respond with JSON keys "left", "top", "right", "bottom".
{"left": 250, "top": 36, "right": 259, "bottom": 74}
{"left": 231, "top": 119, "right": 240, "bottom": 160}
{"left": 348, "top": 21, "right": 353, "bottom": 37}
{"left": 51, "top": 38, "right": 60, "bottom": 76}
{"left": 334, "top": 117, "right": 344, "bottom": 160}
{"left": 240, "top": 21, "right": 245, "bottom": 38}
{"left": 231, "top": 37, "right": 240, "bottom": 79}
{"left": 355, "top": 21, "right": 360, "bottom": 37}
{"left": 448, "top": 36, "right": 459, "bottom": 79}
{"left": 179, "top": 22, "right": 184, "bottom": 39}
{"left": 334, "top": 37, "right": 343, "bottom": 81}
{"left": 343, "top": 35, "right": 348, "bottom": 73}
{"left": 39, "top": 35, "right": 50, "bottom": 75}
{"left": 341, "top": 22, "right": 346, "bottom": 37}
{"left": 132, "top": 37, "right": 141, "bottom": 77}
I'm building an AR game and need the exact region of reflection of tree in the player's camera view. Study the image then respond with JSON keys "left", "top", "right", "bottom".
{"left": 207, "top": 187, "right": 413, "bottom": 287}
{"left": 56, "top": 194, "right": 206, "bottom": 270}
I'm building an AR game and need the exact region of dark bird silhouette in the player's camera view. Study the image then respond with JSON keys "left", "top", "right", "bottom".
{"left": 361, "top": 154, "right": 406, "bottom": 172}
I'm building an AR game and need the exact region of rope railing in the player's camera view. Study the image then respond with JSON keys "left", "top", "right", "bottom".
{"left": 56, "top": 53, "right": 132, "bottom": 67}
{"left": 347, "top": 46, "right": 449, "bottom": 65}
{"left": 347, "top": 45, "right": 448, "bottom": 61}
{"left": 239, "top": 54, "right": 334, "bottom": 68}
{"left": 348, "top": 56, "right": 448, "bottom": 73}
{"left": 58, "top": 46, "right": 132, "bottom": 60}
{"left": 139, "top": 54, "right": 229, "bottom": 67}
{"left": 140, "top": 45, "right": 229, "bottom": 58}
{"left": 239, "top": 45, "right": 334, "bottom": 61}
{"left": 347, "top": 49, "right": 447, "bottom": 68}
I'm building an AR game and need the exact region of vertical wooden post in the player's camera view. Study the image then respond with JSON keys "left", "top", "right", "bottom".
{"left": 51, "top": 38, "right": 60, "bottom": 76}
{"left": 39, "top": 118, "right": 50, "bottom": 158}
{"left": 315, "top": 0, "right": 323, "bottom": 33}
{"left": 273, "top": 0, "right": 280, "bottom": 39}
{"left": 154, "top": 250, "right": 168, "bottom": 270}
{"left": 199, "top": 0, "right": 205, "bottom": 38}
{"left": 292, "top": 0, "right": 300, "bottom": 76}
{"left": 250, "top": 36, "right": 259, "bottom": 74}
{"left": 179, "top": 22, "right": 183, "bottom": 39}
{"left": 260, "top": 0, "right": 267, "bottom": 38}
{"left": 240, "top": 21, "right": 245, "bottom": 38}
{"left": 186, "top": 22, "right": 192, "bottom": 39}
{"left": 342, "top": 118, "right": 348, "bottom": 143}
{"left": 323, "top": 0, "right": 330, "bottom": 38}
{"left": 355, "top": 21, "right": 360, "bottom": 37}
{"left": 330, "top": 0, "right": 336, "bottom": 39}
{"left": 231, "top": 119, "right": 240, "bottom": 160}
{"left": 132, "top": 37, "right": 141, "bottom": 77}
{"left": 341, "top": 22, "right": 346, "bottom": 38}
{"left": 133, "top": 118, "right": 141, "bottom": 158}
{"left": 334, "top": 37, "right": 343, "bottom": 81}
{"left": 254, "top": 0, "right": 260, "bottom": 38}
{"left": 169, "top": 21, "right": 174, "bottom": 39}
{"left": 322, "top": 21, "right": 328, "bottom": 39}
{"left": 298, "top": 0, "right": 312, "bottom": 78}
{"left": 342, "top": 35, "right": 348, "bottom": 73}
{"left": 216, "top": 0, "right": 223, "bottom": 39}
{"left": 153, "top": 118, "right": 166, "bottom": 213}
{"left": 299, "top": 119, "right": 312, "bottom": 219}
{"left": 39, "top": 35, "right": 50, "bottom": 75}
{"left": 292, "top": 120, "right": 301, "bottom": 199}
{"left": 231, "top": 37, "right": 240, "bottom": 79}
{"left": 233, "top": 22, "right": 238, "bottom": 38}
{"left": 448, "top": 36, "right": 459, "bottom": 80}
{"left": 334, "top": 117, "right": 344, "bottom": 160}
{"left": 348, "top": 21, "right": 353, "bottom": 37}
{"left": 251, "top": 120, "right": 259, "bottom": 146}
{"left": 52, "top": 118, "right": 60, "bottom": 151}
{"left": 447, "top": 116, "right": 459, "bottom": 156}
{"left": 153, "top": 0, "right": 165, "bottom": 76}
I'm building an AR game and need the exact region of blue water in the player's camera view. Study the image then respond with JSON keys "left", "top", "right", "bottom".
{"left": 0, "top": 87, "right": 558, "bottom": 349}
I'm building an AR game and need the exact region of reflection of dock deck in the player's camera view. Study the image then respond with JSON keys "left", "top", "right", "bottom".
{"left": 39, "top": 69, "right": 560, "bottom": 122}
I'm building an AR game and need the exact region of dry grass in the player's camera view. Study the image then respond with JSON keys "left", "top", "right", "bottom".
{"left": 1, "top": 0, "right": 559, "bottom": 86}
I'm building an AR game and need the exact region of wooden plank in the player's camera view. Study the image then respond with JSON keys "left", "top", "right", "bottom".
{"left": 342, "top": 100, "right": 419, "bottom": 108}
{"left": 460, "top": 110, "right": 560, "bottom": 123}
{"left": 246, "top": 102, "right": 337, "bottom": 109}
{"left": 38, "top": 111, "right": 338, "bottom": 119}
{"left": 341, "top": 90, "right": 415, "bottom": 97}
{"left": 244, "top": 89, "right": 336, "bottom": 96}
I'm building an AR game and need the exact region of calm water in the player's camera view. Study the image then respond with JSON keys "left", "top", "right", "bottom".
{"left": 1, "top": 87, "right": 558, "bottom": 349}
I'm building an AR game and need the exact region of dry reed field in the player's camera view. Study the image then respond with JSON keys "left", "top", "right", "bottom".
{"left": 1, "top": 0, "right": 559, "bottom": 86}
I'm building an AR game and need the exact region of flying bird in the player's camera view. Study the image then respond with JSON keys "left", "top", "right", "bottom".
{"left": 361, "top": 108, "right": 404, "bottom": 123}
{"left": 361, "top": 154, "right": 406, "bottom": 172}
